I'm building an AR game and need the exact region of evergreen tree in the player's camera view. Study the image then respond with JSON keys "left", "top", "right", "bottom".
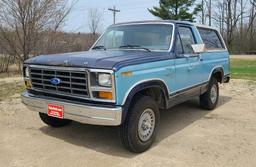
{"left": 149, "top": 0, "right": 202, "bottom": 21}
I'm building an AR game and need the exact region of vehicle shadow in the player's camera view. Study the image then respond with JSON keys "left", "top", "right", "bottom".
{"left": 39, "top": 95, "right": 232, "bottom": 158}
{"left": 157, "top": 95, "right": 231, "bottom": 143}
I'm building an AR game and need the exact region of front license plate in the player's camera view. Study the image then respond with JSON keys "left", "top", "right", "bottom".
{"left": 47, "top": 104, "right": 64, "bottom": 119}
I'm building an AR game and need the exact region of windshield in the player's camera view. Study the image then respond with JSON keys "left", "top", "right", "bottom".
{"left": 92, "top": 24, "right": 173, "bottom": 51}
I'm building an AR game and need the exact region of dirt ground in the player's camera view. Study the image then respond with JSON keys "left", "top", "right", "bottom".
{"left": 0, "top": 78, "right": 256, "bottom": 167}
{"left": 231, "top": 55, "right": 256, "bottom": 59}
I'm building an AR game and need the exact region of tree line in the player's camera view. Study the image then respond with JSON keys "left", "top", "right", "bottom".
{"left": 149, "top": 0, "right": 256, "bottom": 53}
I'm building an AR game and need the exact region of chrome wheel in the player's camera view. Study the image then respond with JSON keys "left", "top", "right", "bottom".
{"left": 138, "top": 108, "right": 155, "bottom": 142}
{"left": 210, "top": 84, "right": 217, "bottom": 103}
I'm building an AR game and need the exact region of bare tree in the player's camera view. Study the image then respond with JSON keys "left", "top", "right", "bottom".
{"left": 201, "top": 0, "right": 205, "bottom": 24}
{"left": 0, "top": 0, "right": 75, "bottom": 71}
{"left": 208, "top": 0, "right": 212, "bottom": 26}
{"left": 87, "top": 8, "right": 103, "bottom": 37}
{"left": 238, "top": 0, "right": 249, "bottom": 52}
{"left": 218, "top": 0, "right": 240, "bottom": 49}
{"left": 212, "top": 1, "right": 225, "bottom": 35}
{"left": 246, "top": 0, "right": 256, "bottom": 50}
{"left": 201, "top": 0, "right": 212, "bottom": 25}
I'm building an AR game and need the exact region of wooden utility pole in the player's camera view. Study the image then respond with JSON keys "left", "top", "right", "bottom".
{"left": 108, "top": 6, "right": 120, "bottom": 24}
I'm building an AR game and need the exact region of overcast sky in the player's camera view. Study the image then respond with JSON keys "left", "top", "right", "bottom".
{"left": 63, "top": 0, "right": 159, "bottom": 33}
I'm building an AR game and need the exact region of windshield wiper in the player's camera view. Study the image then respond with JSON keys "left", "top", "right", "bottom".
{"left": 119, "top": 45, "right": 151, "bottom": 52}
{"left": 92, "top": 45, "right": 106, "bottom": 50}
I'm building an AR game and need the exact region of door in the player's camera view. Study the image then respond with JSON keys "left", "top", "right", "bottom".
{"left": 172, "top": 26, "right": 202, "bottom": 94}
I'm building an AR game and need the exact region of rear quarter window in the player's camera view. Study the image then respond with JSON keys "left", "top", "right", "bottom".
{"left": 197, "top": 28, "right": 225, "bottom": 50}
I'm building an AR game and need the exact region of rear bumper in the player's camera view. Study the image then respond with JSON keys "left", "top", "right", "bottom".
{"left": 21, "top": 91, "right": 122, "bottom": 126}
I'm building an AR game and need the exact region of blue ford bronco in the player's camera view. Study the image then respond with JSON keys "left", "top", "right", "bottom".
{"left": 22, "top": 20, "right": 230, "bottom": 153}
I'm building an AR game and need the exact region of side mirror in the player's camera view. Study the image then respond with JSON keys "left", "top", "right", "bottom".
{"left": 191, "top": 44, "right": 205, "bottom": 53}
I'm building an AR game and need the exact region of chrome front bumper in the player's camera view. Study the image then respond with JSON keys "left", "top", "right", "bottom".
{"left": 21, "top": 91, "right": 122, "bottom": 126}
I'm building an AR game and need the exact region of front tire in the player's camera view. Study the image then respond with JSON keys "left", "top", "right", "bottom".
{"left": 120, "top": 96, "right": 159, "bottom": 153}
{"left": 200, "top": 78, "right": 219, "bottom": 110}
{"left": 39, "top": 113, "right": 72, "bottom": 128}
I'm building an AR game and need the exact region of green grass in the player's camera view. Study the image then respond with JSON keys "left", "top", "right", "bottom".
{"left": 231, "top": 58, "right": 256, "bottom": 81}
{"left": 0, "top": 81, "right": 25, "bottom": 101}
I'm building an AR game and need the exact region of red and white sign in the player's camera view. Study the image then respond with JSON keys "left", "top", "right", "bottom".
{"left": 48, "top": 104, "right": 64, "bottom": 119}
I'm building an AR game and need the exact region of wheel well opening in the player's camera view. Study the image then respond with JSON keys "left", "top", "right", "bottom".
{"left": 133, "top": 87, "right": 167, "bottom": 110}
{"left": 212, "top": 71, "right": 223, "bottom": 83}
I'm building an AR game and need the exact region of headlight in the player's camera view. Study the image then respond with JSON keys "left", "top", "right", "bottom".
{"left": 98, "top": 73, "right": 112, "bottom": 87}
{"left": 25, "top": 67, "right": 29, "bottom": 78}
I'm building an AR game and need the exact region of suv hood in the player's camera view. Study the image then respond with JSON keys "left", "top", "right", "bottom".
{"left": 24, "top": 50, "right": 171, "bottom": 71}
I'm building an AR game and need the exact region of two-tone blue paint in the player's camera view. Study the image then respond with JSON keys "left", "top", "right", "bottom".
{"left": 114, "top": 21, "right": 230, "bottom": 108}
{"left": 23, "top": 20, "right": 230, "bottom": 116}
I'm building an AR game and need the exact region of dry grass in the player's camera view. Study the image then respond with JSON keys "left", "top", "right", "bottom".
{"left": 0, "top": 64, "right": 21, "bottom": 78}
{"left": 0, "top": 80, "right": 25, "bottom": 101}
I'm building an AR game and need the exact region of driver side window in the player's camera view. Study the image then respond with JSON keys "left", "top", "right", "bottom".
{"left": 178, "top": 26, "right": 195, "bottom": 54}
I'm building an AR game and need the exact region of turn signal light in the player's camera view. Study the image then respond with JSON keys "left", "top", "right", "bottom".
{"left": 98, "top": 91, "right": 113, "bottom": 100}
{"left": 121, "top": 71, "right": 133, "bottom": 77}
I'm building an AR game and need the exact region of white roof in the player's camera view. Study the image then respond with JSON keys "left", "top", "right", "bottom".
{"left": 193, "top": 23, "right": 219, "bottom": 31}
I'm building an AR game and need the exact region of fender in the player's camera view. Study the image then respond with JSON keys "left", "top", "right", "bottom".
{"left": 208, "top": 66, "right": 224, "bottom": 82}
{"left": 121, "top": 80, "right": 169, "bottom": 123}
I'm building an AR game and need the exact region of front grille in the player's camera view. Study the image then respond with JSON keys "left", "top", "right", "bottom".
{"left": 29, "top": 67, "right": 89, "bottom": 98}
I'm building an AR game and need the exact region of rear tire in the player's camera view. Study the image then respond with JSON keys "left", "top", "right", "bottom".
{"left": 39, "top": 113, "right": 72, "bottom": 128}
{"left": 200, "top": 77, "right": 219, "bottom": 110}
{"left": 120, "top": 96, "right": 159, "bottom": 153}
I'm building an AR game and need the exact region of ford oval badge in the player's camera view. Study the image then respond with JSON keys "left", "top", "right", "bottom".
{"left": 50, "top": 78, "right": 61, "bottom": 85}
